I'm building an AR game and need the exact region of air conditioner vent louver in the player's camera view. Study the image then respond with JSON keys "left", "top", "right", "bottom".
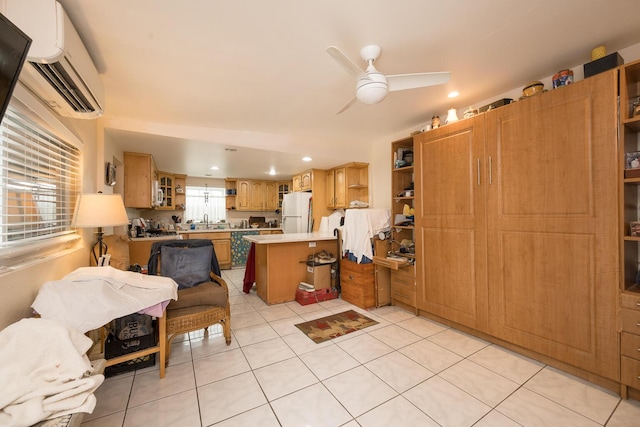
{"left": 2, "top": 0, "right": 105, "bottom": 119}
{"left": 30, "top": 61, "right": 95, "bottom": 113}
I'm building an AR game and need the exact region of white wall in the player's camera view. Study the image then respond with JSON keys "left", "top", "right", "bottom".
{"left": 0, "top": 91, "right": 100, "bottom": 330}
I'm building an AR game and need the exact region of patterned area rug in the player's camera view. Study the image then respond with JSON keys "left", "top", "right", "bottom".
{"left": 295, "top": 310, "right": 378, "bottom": 344}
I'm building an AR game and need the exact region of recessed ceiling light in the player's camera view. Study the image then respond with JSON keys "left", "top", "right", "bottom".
{"left": 268, "top": 168, "right": 276, "bottom": 176}
{"left": 448, "top": 91, "right": 459, "bottom": 98}
{"left": 210, "top": 166, "right": 219, "bottom": 170}
{"left": 302, "top": 156, "right": 312, "bottom": 162}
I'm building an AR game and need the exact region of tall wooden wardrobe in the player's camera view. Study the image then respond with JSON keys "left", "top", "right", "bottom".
{"left": 413, "top": 70, "right": 620, "bottom": 387}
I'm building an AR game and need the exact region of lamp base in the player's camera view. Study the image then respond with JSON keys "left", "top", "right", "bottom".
{"left": 91, "top": 227, "right": 108, "bottom": 266}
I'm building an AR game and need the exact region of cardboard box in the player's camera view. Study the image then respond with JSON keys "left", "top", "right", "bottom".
{"left": 306, "top": 263, "right": 332, "bottom": 289}
{"left": 296, "top": 288, "right": 338, "bottom": 306}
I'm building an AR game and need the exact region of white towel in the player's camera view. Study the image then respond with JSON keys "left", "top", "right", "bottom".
{"left": 0, "top": 318, "right": 104, "bottom": 426}
{"left": 342, "top": 209, "right": 391, "bottom": 262}
{"left": 32, "top": 266, "right": 178, "bottom": 334}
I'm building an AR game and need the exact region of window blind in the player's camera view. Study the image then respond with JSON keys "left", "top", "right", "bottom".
{"left": 0, "top": 106, "right": 81, "bottom": 249}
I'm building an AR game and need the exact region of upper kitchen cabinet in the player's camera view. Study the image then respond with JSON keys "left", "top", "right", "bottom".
{"left": 300, "top": 170, "right": 312, "bottom": 191}
{"left": 250, "top": 180, "right": 278, "bottom": 211}
{"left": 157, "top": 172, "right": 174, "bottom": 210}
{"left": 236, "top": 180, "right": 250, "bottom": 210}
{"left": 290, "top": 169, "right": 329, "bottom": 230}
{"left": 225, "top": 178, "right": 237, "bottom": 210}
{"left": 226, "top": 178, "right": 279, "bottom": 212}
{"left": 292, "top": 174, "right": 302, "bottom": 192}
{"left": 326, "top": 162, "right": 368, "bottom": 209}
{"left": 124, "top": 152, "right": 158, "bottom": 209}
{"left": 277, "top": 181, "right": 290, "bottom": 209}
{"left": 174, "top": 174, "right": 186, "bottom": 210}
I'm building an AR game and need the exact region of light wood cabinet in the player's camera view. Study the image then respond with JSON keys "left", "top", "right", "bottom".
{"left": 264, "top": 181, "right": 278, "bottom": 211}
{"left": 415, "top": 116, "right": 487, "bottom": 329}
{"left": 236, "top": 180, "right": 250, "bottom": 211}
{"left": 292, "top": 174, "right": 302, "bottom": 192}
{"left": 277, "top": 181, "right": 290, "bottom": 209}
{"left": 289, "top": 169, "right": 329, "bottom": 231}
{"left": 157, "top": 172, "right": 174, "bottom": 210}
{"left": 326, "top": 163, "right": 368, "bottom": 209}
{"left": 415, "top": 70, "right": 619, "bottom": 384}
{"left": 250, "top": 181, "right": 264, "bottom": 210}
{"left": 124, "top": 152, "right": 157, "bottom": 208}
{"left": 174, "top": 174, "right": 186, "bottom": 210}
{"left": 300, "top": 171, "right": 312, "bottom": 191}
{"left": 249, "top": 180, "right": 278, "bottom": 211}
{"left": 184, "top": 232, "right": 232, "bottom": 270}
{"left": 340, "top": 259, "right": 375, "bottom": 309}
{"left": 326, "top": 169, "right": 336, "bottom": 208}
{"left": 226, "top": 178, "right": 279, "bottom": 212}
{"left": 620, "top": 58, "right": 640, "bottom": 399}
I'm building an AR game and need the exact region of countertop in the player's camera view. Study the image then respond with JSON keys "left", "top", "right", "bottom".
{"left": 179, "top": 227, "right": 282, "bottom": 234}
{"left": 243, "top": 232, "right": 337, "bottom": 244}
{"left": 129, "top": 228, "right": 283, "bottom": 240}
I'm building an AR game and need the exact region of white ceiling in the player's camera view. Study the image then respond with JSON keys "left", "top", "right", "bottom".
{"left": 58, "top": 0, "right": 640, "bottom": 179}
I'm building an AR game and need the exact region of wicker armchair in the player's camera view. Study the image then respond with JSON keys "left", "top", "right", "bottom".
{"left": 147, "top": 239, "right": 231, "bottom": 364}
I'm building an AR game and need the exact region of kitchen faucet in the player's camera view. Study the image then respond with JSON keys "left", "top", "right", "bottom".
{"left": 203, "top": 213, "right": 209, "bottom": 227}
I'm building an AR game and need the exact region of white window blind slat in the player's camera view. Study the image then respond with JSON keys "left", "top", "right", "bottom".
{"left": 0, "top": 106, "right": 81, "bottom": 248}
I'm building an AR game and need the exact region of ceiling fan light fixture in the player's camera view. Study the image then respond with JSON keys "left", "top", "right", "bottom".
{"left": 357, "top": 81, "right": 388, "bottom": 104}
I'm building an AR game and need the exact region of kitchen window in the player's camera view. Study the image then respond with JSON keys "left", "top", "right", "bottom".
{"left": 184, "top": 185, "right": 225, "bottom": 223}
{"left": 0, "top": 103, "right": 81, "bottom": 260}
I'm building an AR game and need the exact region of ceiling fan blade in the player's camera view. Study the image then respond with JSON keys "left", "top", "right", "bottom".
{"left": 335, "top": 96, "right": 357, "bottom": 115}
{"left": 326, "top": 46, "right": 365, "bottom": 79}
{"left": 387, "top": 71, "right": 451, "bottom": 92}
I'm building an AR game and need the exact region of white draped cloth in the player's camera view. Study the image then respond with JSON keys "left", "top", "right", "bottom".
{"left": 341, "top": 208, "right": 391, "bottom": 263}
{"left": 32, "top": 266, "right": 178, "bottom": 334}
{"left": 0, "top": 318, "right": 103, "bottom": 426}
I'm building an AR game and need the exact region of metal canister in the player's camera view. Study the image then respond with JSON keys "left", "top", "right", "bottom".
{"left": 552, "top": 69, "right": 574, "bottom": 89}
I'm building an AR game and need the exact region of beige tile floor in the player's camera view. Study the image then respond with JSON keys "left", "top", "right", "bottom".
{"left": 82, "top": 268, "right": 640, "bottom": 427}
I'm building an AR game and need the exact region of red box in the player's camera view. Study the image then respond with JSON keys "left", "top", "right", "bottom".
{"left": 296, "top": 288, "right": 338, "bottom": 305}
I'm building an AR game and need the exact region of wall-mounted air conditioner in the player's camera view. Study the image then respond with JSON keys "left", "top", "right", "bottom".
{"left": 1, "top": 0, "right": 105, "bottom": 119}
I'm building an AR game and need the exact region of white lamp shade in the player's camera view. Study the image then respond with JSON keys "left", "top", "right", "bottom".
{"left": 72, "top": 193, "right": 129, "bottom": 228}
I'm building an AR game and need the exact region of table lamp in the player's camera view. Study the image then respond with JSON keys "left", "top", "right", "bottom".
{"left": 72, "top": 192, "right": 129, "bottom": 265}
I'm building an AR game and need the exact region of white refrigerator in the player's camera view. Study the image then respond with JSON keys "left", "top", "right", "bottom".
{"left": 282, "top": 192, "right": 312, "bottom": 233}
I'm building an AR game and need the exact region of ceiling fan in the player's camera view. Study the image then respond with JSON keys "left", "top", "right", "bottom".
{"left": 326, "top": 44, "right": 451, "bottom": 114}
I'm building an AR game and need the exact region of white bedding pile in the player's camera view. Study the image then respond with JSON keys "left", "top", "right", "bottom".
{"left": 32, "top": 266, "right": 178, "bottom": 333}
{"left": 0, "top": 318, "right": 103, "bottom": 427}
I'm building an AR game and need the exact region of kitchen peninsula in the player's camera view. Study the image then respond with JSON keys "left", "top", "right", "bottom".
{"left": 244, "top": 232, "right": 338, "bottom": 304}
